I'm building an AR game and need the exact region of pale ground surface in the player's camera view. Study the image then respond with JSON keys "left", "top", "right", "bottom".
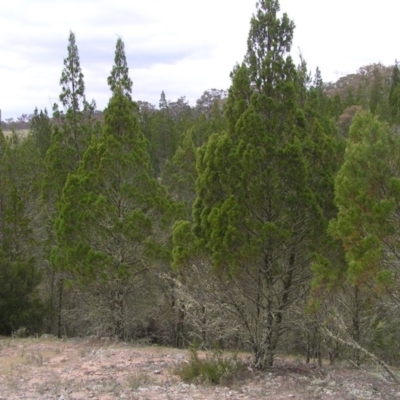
{"left": 3, "top": 129, "right": 29, "bottom": 137}
{"left": 0, "top": 337, "right": 399, "bottom": 400}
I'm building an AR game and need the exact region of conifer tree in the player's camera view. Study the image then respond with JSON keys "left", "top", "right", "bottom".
{"left": 369, "top": 66, "right": 384, "bottom": 116}
{"left": 30, "top": 107, "right": 52, "bottom": 158}
{"left": 44, "top": 31, "right": 95, "bottom": 201}
{"left": 323, "top": 111, "right": 400, "bottom": 363}
{"left": 147, "top": 91, "right": 177, "bottom": 176}
{"left": 43, "top": 31, "right": 96, "bottom": 337}
{"left": 0, "top": 130, "right": 44, "bottom": 334}
{"left": 54, "top": 53, "right": 180, "bottom": 338}
{"left": 389, "top": 61, "right": 400, "bottom": 125}
{"left": 330, "top": 111, "right": 400, "bottom": 287}
{"left": 162, "top": 130, "right": 197, "bottom": 219}
{"left": 175, "top": 0, "right": 336, "bottom": 368}
{"left": 107, "top": 37, "right": 133, "bottom": 99}
{"left": 52, "top": 31, "right": 95, "bottom": 162}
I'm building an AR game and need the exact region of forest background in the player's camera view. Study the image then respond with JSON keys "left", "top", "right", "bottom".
{"left": 2, "top": 0, "right": 400, "bottom": 372}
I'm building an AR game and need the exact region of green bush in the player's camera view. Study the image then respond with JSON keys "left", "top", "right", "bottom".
{"left": 176, "top": 345, "right": 245, "bottom": 384}
{"left": 0, "top": 252, "right": 44, "bottom": 335}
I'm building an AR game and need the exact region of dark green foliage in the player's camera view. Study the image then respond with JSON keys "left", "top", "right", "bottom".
{"left": 0, "top": 133, "right": 43, "bottom": 262}
{"left": 147, "top": 92, "right": 179, "bottom": 176}
{"left": 329, "top": 111, "right": 400, "bottom": 287}
{"left": 54, "top": 87, "right": 174, "bottom": 281}
{"left": 389, "top": 61, "right": 400, "bottom": 124}
{"left": 0, "top": 129, "right": 44, "bottom": 335}
{"left": 178, "top": 0, "right": 339, "bottom": 370}
{"left": 50, "top": 30, "right": 95, "bottom": 166}
{"left": 30, "top": 108, "right": 52, "bottom": 158}
{"left": 369, "top": 66, "right": 384, "bottom": 116}
{"left": 162, "top": 130, "right": 197, "bottom": 219}
{"left": 44, "top": 31, "right": 95, "bottom": 209}
{"left": 53, "top": 47, "right": 181, "bottom": 336}
{"left": 41, "top": 32, "right": 97, "bottom": 338}
{"left": 108, "top": 37, "right": 133, "bottom": 98}
{"left": 245, "top": 0, "right": 295, "bottom": 92}
{"left": 0, "top": 251, "right": 43, "bottom": 335}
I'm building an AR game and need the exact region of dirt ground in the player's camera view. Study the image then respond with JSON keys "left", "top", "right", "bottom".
{"left": 0, "top": 337, "right": 399, "bottom": 399}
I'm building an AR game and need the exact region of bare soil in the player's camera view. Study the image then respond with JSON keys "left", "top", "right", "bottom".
{"left": 0, "top": 337, "right": 399, "bottom": 399}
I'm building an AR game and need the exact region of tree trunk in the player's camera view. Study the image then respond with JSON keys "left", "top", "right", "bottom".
{"left": 57, "top": 278, "right": 64, "bottom": 339}
{"left": 113, "top": 287, "right": 125, "bottom": 340}
{"left": 352, "top": 286, "right": 361, "bottom": 366}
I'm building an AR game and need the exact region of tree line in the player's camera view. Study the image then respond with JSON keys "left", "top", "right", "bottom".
{"left": 2, "top": 0, "right": 400, "bottom": 372}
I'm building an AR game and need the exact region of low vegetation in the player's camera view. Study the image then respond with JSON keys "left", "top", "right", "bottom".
{"left": 175, "top": 345, "right": 246, "bottom": 384}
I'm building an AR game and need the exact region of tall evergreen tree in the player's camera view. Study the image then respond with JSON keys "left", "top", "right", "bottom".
{"left": 52, "top": 31, "right": 95, "bottom": 162}
{"left": 54, "top": 54, "right": 180, "bottom": 338}
{"left": 107, "top": 37, "right": 133, "bottom": 99}
{"left": 43, "top": 31, "right": 96, "bottom": 337}
{"left": 369, "top": 65, "right": 384, "bottom": 116}
{"left": 388, "top": 61, "right": 400, "bottom": 125}
{"left": 330, "top": 111, "right": 400, "bottom": 287}
{"left": 45, "top": 31, "right": 95, "bottom": 201}
{"left": 174, "top": 0, "right": 336, "bottom": 369}
{"left": 147, "top": 91, "right": 177, "bottom": 176}
{"left": 0, "top": 130, "right": 44, "bottom": 334}
{"left": 30, "top": 107, "right": 52, "bottom": 158}
{"left": 323, "top": 111, "right": 400, "bottom": 364}
{"left": 162, "top": 130, "right": 197, "bottom": 219}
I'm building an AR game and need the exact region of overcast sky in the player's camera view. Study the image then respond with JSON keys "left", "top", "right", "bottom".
{"left": 0, "top": 0, "right": 398, "bottom": 120}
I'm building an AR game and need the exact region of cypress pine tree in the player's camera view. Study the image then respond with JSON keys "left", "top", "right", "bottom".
{"left": 389, "top": 61, "right": 400, "bottom": 125}
{"left": 174, "top": 0, "right": 336, "bottom": 368}
{"left": 44, "top": 31, "right": 95, "bottom": 202}
{"left": 162, "top": 130, "right": 197, "bottom": 219}
{"left": 0, "top": 130, "right": 44, "bottom": 335}
{"left": 107, "top": 37, "right": 133, "bottom": 99}
{"left": 52, "top": 31, "right": 95, "bottom": 162}
{"left": 54, "top": 52, "right": 180, "bottom": 338}
{"left": 30, "top": 107, "right": 52, "bottom": 159}
{"left": 147, "top": 91, "right": 177, "bottom": 176}
{"left": 43, "top": 31, "right": 96, "bottom": 337}
{"left": 330, "top": 111, "right": 400, "bottom": 287}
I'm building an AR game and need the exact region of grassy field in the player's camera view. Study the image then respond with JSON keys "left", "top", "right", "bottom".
{"left": 3, "top": 129, "right": 30, "bottom": 138}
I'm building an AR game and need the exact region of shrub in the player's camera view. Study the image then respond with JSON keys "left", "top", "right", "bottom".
{"left": 0, "top": 252, "right": 44, "bottom": 335}
{"left": 176, "top": 345, "right": 245, "bottom": 384}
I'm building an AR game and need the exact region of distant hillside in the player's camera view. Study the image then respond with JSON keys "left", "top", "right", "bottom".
{"left": 324, "top": 63, "right": 394, "bottom": 100}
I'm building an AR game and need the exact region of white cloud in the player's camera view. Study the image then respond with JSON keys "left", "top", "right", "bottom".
{"left": 284, "top": 0, "right": 399, "bottom": 81}
{"left": 0, "top": 0, "right": 254, "bottom": 119}
{"left": 0, "top": 0, "right": 398, "bottom": 120}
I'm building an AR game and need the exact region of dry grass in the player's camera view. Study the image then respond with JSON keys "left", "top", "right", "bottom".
{"left": 3, "top": 129, "right": 30, "bottom": 138}
{"left": 0, "top": 337, "right": 398, "bottom": 399}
